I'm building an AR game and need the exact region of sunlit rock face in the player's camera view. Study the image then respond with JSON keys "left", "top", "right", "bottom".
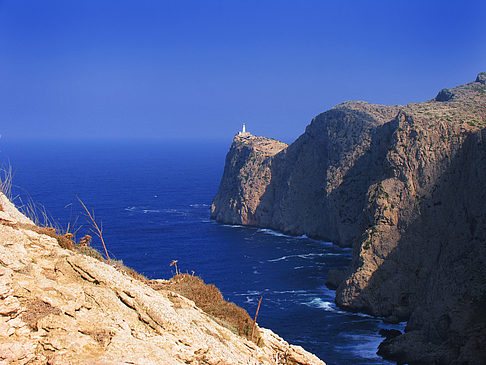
{"left": 0, "top": 193, "right": 324, "bottom": 365}
{"left": 212, "top": 74, "right": 486, "bottom": 364}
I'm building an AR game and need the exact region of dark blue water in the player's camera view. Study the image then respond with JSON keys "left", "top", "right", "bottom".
{"left": 0, "top": 139, "right": 402, "bottom": 364}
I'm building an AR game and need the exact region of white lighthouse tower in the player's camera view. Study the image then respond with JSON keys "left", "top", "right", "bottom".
{"left": 238, "top": 123, "right": 250, "bottom": 137}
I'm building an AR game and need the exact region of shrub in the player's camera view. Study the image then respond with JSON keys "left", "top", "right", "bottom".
{"left": 151, "top": 274, "right": 262, "bottom": 344}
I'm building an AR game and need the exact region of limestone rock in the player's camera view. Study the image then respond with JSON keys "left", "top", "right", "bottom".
{"left": 435, "top": 88, "right": 454, "bottom": 102}
{"left": 211, "top": 134, "right": 287, "bottom": 226}
{"left": 211, "top": 73, "right": 486, "bottom": 364}
{"left": 476, "top": 72, "right": 486, "bottom": 84}
{"left": 0, "top": 193, "right": 324, "bottom": 364}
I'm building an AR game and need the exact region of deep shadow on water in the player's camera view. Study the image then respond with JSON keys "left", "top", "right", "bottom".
{"left": 0, "top": 139, "right": 403, "bottom": 364}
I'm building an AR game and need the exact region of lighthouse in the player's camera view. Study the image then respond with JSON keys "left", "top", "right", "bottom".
{"left": 238, "top": 123, "right": 250, "bottom": 137}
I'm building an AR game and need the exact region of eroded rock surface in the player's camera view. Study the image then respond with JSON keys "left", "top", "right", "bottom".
{"left": 0, "top": 193, "right": 324, "bottom": 365}
{"left": 211, "top": 74, "right": 486, "bottom": 364}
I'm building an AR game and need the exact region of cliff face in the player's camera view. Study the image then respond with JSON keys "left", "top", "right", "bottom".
{"left": 211, "top": 73, "right": 486, "bottom": 364}
{"left": 0, "top": 193, "right": 323, "bottom": 364}
{"left": 211, "top": 134, "right": 288, "bottom": 225}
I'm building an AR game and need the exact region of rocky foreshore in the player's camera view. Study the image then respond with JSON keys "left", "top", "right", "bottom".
{"left": 211, "top": 73, "right": 486, "bottom": 364}
{"left": 0, "top": 193, "right": 324, "bottom": 364}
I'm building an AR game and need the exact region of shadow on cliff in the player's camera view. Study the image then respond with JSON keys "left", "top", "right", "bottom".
{"left": 250, "top": 107, "right": 486, "bottom": 362}
{"left": 253, "top": 108, "right": 399, "bottom": 247}
{"left": 338, "top": 128, "right": 486, "bottom": 364}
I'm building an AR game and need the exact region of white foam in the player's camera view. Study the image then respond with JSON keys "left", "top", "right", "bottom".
{"left": 335, "top": 333, "right": 389, "bottom": 360}
{"left": 257, "top": 228, "right": 289, "bottom": 237}
{"left": 268, "top": 252, "right": 329, "bottom": 262}
{"left": 161, "top": 209, "right": 188, "bottom": 216}
{"left": 270, "top": 289, "right": 308, "bottom": 294}
{"left": 189, "top": 203, "right": 210, "bottom": 207}
{"left": 142, "top": 209, "right": 161, "bottom": 214}
{"left": 234, "top": 290, "right": 261, "bottom": 296}
{"left": 303, "top": 298, "right": 346, "bottom": 314}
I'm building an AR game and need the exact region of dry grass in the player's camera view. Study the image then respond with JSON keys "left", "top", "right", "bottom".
{"left": 0, "top": 165, "right": 13, "bottom": 200}
{"left": 109, "top": 259, "right": 149, "bottom": 282}
{"left": 150, "top": 274, "right": 262, "bottom": 344}
{"left": 76, "top": 196, "right": 110, "bottom": 260}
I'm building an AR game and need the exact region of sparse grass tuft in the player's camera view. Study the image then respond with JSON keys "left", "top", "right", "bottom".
{"left": 76, "top": 195, "right": 110, "bottom": 260}
{"left": 0, "top": 165, "right": 13, "bottom": 200}
{"left": 151, "top": 273, "right": 263, "bottom": 344}
{"left": 109, "top": 259, "right": 149, "bottom": 282}
{"left": 76, "top": 245, "right": 104, "bottom": 260}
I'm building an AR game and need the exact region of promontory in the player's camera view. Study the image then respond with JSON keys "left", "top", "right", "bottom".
{"left": 212, "top": 73, "right": 486, "bottom": 364}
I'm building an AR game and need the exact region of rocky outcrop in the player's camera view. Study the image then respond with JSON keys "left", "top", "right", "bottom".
{"left": 211, "top": 134, "right": 288, "bottom": 225}
{"left": 0, "top": 193, "right": 323, "bottom": 364}
{"left": 211, "top": 74, "right": 486, "bottom": 364}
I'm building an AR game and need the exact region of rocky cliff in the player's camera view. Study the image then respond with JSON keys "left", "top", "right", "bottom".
{"left": 211, "top": 73, "right": 486, "bottom": 364}
{"left": 0, "top": 193, "right": 323, "bottom": 364}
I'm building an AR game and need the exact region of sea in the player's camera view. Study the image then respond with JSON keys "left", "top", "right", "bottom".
{"left": 0, "top": 139, "right": 404, "bottom": 365}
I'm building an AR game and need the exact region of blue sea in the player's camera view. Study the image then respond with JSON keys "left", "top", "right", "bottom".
{"left": 1, "top": 139, "right": 403, "bottom": 365}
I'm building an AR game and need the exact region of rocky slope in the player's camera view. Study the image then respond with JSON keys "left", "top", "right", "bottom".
{"left": 211, "top": 73, "right": 486, "bottom": 364}
{"left": 0, "top": 193, "right": 324, "bottom": 364}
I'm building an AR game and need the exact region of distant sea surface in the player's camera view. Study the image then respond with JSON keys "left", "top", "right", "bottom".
{"left": 1, "top": 139, "right": 403, "bottom": 365}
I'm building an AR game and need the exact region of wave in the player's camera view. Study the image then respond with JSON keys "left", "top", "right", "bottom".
{"left": 233, "top": 290, "right": 262, "bottom": 296}
{"left": 142, "top": 209, "right": 162, "bottom": 214}
{"left": 125, "top": 206, "right": 163, "bottom": 213}
{"left": 257, "top": 228, "right": 291, "bottom": 237}
{"left": 334, "top": 333, "right": 385, "bottom": 360}
{"left": 267, "top": 252, "right": 330, "bottom": 262}
{"left": 270, "top": 289, "right": 309, "bottom": 295}
{"left": 189, "top": 203, "right": 210, "bottom": 207}
{"left": 300, "top": 235, "right": 334, "bottom": 246}
{"left": 234, "top": 289, "right": 309, "bottom": 297}
{"left": 124, "top": 206, "right": 190, "bottom": 216}
{"left": 256, "top": 228, "right": 337, "bottom": 247}
{"left": 303, "top": 298, "right": 346, "bottom": 314}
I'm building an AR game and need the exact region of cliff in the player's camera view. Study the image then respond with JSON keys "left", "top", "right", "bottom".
{"left": 211, "top": 73, "right": 486, "bottom": 364}
{"left": 0, "top": 193, "right": 323, "bottom": 364}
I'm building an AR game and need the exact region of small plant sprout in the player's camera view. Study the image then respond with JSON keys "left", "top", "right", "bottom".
{"left": 170, "top": 260, "right": 179, "bottom": 275}
{"left": 76, "top": 196, "right": 110, "bottom": 260}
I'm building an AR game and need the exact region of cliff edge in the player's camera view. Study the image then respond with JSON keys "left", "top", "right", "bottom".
{"left": 0, "top": 193, "right": 323, "bottom": 364}
{"left": 211, "top": 73, "right": 486, "bottom": 364}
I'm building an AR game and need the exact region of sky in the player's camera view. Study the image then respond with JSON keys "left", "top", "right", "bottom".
{"left": 0, "top": 0, "right": 485, "bottom": 142}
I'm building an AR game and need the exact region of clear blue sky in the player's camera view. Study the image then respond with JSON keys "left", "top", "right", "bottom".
{"left": 1, "top": 0, "right": 485, "bottom": 142}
